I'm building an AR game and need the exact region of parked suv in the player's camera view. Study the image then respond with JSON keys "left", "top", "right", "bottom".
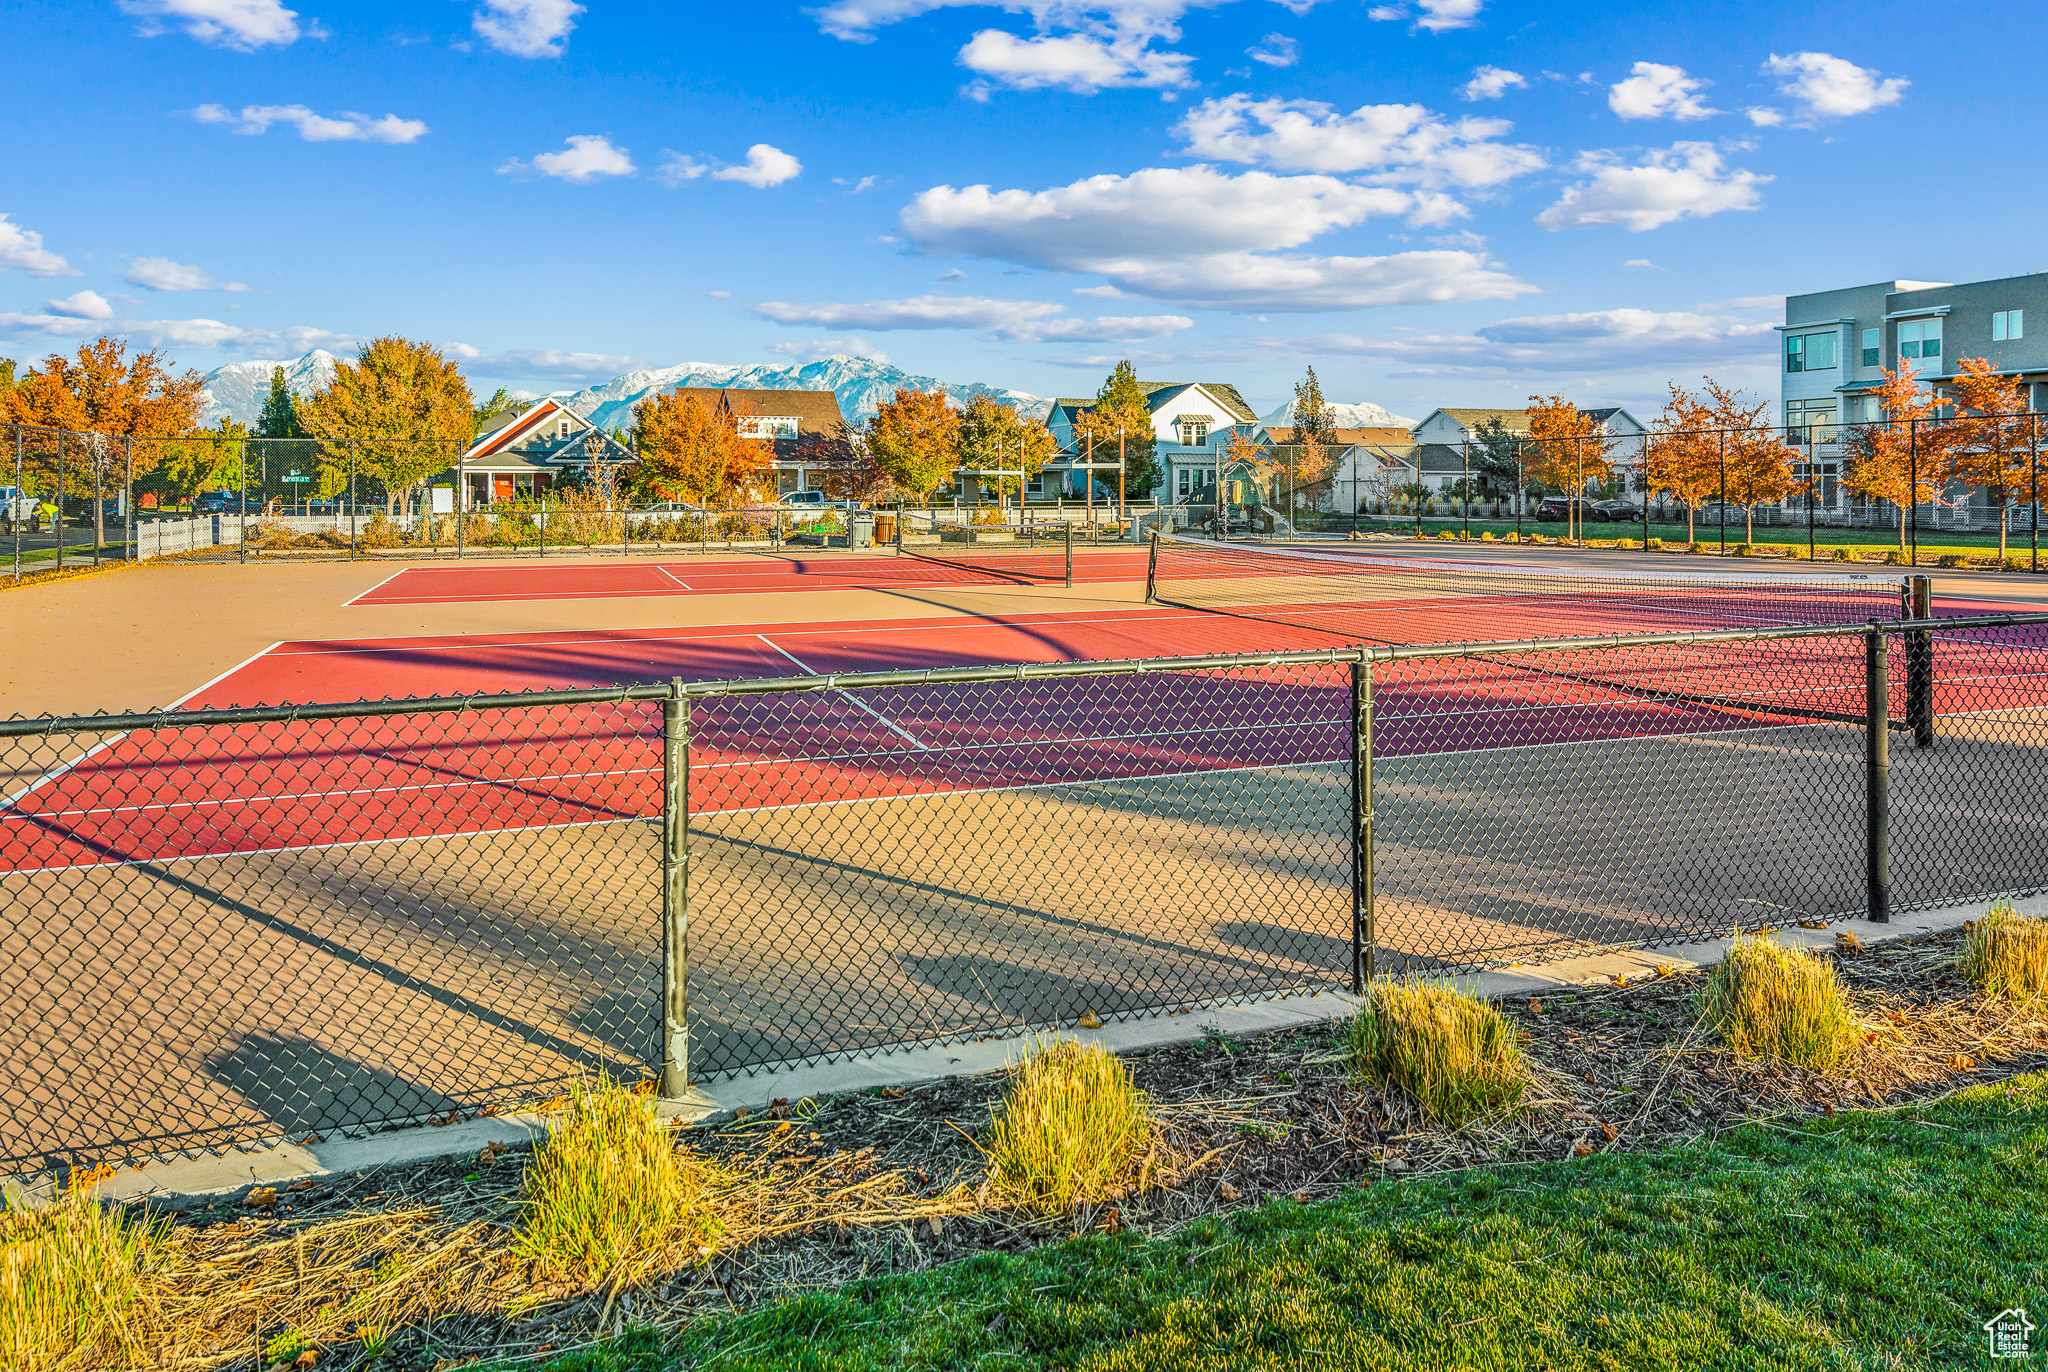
{"left": 1534, "top": 496, "right": 1585, "bottom": 522}
{"left": 778, "top": 490, "right": 859, "bottom": 510}
{"left": 1588, "top": 498, "right": 1639, "bottom": 522}
{"left": 192, "top": 491, "right": 251, "bottom": 515}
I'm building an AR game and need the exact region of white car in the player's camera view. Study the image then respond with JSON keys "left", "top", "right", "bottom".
{"left": 778, "top": 491, "right": 859, "bottom": 511}
{"left": 0, "top": 487, "right": 38, "bottom": 530}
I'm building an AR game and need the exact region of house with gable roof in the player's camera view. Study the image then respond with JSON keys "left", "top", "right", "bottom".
{"left": 1409, "top": 405, "right": 1647, "bottom": 497}
{"left": 1045, "top": 381, "right": 1262, "bottom": 503}
{"left": 661, "top": 387, "right": 852, "bottom": 496}
{"left": 456, "top": 397, "right": 635, "bottom": 507}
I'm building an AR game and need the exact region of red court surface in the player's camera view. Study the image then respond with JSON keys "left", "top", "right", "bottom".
{"left": 347, "top": 548, "right": 1151, "bottom": 605}
{"left": 6, "top": 597, "right": 2046, "bottom": 875}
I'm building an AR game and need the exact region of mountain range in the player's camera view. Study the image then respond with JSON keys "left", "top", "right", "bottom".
{"left": 196, "top": 351, "right": 1418, "bottom": 437}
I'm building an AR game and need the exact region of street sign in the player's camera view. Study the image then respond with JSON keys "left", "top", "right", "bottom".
{"left": 283, "top": 471, "right": 310, "bottom": 484}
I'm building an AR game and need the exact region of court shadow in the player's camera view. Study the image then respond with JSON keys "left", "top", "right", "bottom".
{"left": 207, "top": 1033, "right": 463, "bottom": 1135}
{"left": 1214, "top": 920, "right": 1350, "bottom": 974}
{"left": 897, "top": 952, "right": 1133, "bottom": 1023}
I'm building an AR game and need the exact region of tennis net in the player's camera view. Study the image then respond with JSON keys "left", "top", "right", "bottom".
{"left": 898, "top": 514, "right": 1073, "bottom": 585}
{"left": 1146, "top": 533, "right": 1914, "bottom": 647}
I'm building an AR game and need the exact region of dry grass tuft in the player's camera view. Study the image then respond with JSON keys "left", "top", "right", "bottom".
{"left": 518, "top": 1079, "right": 731, "bottom": 1287}
{"left": 983, "top": 1040, "right": 1156, "bottom": 1215}
{"left": 0, "top": 1184, "right": 167, "bottom": 1372}
{"left": 1346, "top": 980, "right": 1529, "bottom": 1127}
{"left": 1959, "top": 901, "right": 2048, "bottom": 1005}
{"left": 1702, "top": 936, "right": 1859, "bottom": 1071}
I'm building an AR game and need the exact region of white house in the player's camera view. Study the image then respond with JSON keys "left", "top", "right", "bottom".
{"left": 455, "top": 397, "right": 634, "bottom": 507}
{"left": 1410, "top": 406, "right": 1648, "bottom": 495}
{"left": 1045, "top": 381, "right": 1261, "bottom": 502}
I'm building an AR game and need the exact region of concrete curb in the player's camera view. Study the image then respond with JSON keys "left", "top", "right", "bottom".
{"left": 34, "top": 894, "right": 2034, "bottom": 1210}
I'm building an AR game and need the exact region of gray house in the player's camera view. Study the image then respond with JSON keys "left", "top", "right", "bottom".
{"left": 1782, "top": 273, "right": 2048, "bottom": 524}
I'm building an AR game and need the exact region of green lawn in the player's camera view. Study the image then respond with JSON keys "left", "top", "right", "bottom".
{"left": 538, "top": 1074, "right": 2048, "bottom": 1371}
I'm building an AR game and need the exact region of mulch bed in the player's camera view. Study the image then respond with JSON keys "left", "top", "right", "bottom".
{"left": 149, "top": 926, "right": 2048, "bottom": 1371}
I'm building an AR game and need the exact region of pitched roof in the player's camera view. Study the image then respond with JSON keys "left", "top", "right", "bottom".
{"left": 1429, "top": 407, "right": 1533, "bottom": 431}
{"left": 1264, "top": 426, "right": 1410, "bottom": 446}
{"left": 1050, "top": 383, "right": 1259, "bottom": 426}
{"left": 665, "top": 387, "right": 847, "bottom": 431}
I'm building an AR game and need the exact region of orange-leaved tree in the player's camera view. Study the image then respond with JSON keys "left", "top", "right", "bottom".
{"left": 299, "top": 337, "right": 473, "bottom": 513}
{"left": 1707, "top": 381, "right": 1799, "bottom": 544}
{"left": 957, "top": 393, "right": 1053, "bottom": 502}
{"left": 1645, "top": 381, "right": 1722, "bottom": 544}
{"left": 866, "top": 388, "right": 960, "bottom": 501}
{"left": 3, "top": 335, "right": 206, "bottom": 547}
{"left": 1943, "top": 357, "right": 2038, "bottom": 558}
{"left": 631, "top": 392, "right": 774, "bottom": 505}
{"left": 1524, "top": 395, "right": 1609, "bottom": 541}
{"left": 1840, "top": 361, "right": 1958, "bottom": 550}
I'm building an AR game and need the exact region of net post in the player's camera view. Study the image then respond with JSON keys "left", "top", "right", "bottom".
{"left": 1350, "top": 652, "right": 1376, "bottom": 993}
{"left": 457, "top": 443, "right": 467, "bottom": 561}
{"left": 1144, "top": 528, "right": 1160, "bottom": 602}
{"left": 1063, "top": 518, "right": 1073, "bottom": 588}
{"left": 660, "top": 677, "right": 692, "bottom": 1097}
{"left": 1865, "top": 623, "right": 1891, "bottom": 924}
{"left": 1906, "top": 575, "right": 1934, "bottom": 748}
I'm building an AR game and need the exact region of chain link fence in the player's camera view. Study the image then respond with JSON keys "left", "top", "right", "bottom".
{"left": 3, "top": 613, "right": 2047, "bottom": 1170}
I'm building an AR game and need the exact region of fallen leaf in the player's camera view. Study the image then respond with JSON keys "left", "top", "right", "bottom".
{"left": 1600, "top": 1123, "right": 1618, "bottom": 1142}
{"left": 244, "top": 1187, "right": 278, "bottom": 1209}
{"left": 1291, "top": 1190, "right": 1310, "bottom": 1203}
{"left": 630, "top": 1078, "right": 658, "bottom": 1097}
{"left": 295, "top": 1351, "right": 318, "bottom": 1369}
{"left": 1654, "top": 965, "right": 1676, "bottom": 978}
{"left": 1098, "top": 1206, "right": 1123, "bottom": 1234}
{"left": 1798, "top": 919, "right": 1827, "bottom": 930}
{"left": 287, "top": 1179, "right": 313, "bottom": 1192}
{"left": 1573, "top": 1142, "right": 1594, "bottom": 1158}
{"left": 880, "top": 1086, "right": 906, "bottom": 1100}
{"left": 925, "top": 1217, "right": 943, "bottom": 1238}
{"left": 1078, "top": 1011, "right": 1104, "bottom": 1029}
{"left": 1610, "top": 974, "right": 1629, "bottom": 988}
{"left": 1836, "top": 931, "right": 1865, "bottom": 954}
{"left": 733, "top": 1107, "right": 752, "bottom": 1119}
{"left": 1528, "top": 998, "right": 1543, "bottom": 1014}
{"left": 1952, "top": 1054, "right": 1977, "bottom": 1072}
{"left": 1218, "top": 1181, "right": 1242, "bottom": 1201}
{"left": 768, "top": 1098, "right": 790, "bottom": 1119}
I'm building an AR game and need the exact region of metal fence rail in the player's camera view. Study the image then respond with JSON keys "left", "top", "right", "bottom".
{"left": 3, "top": 613, "right": 2046, "bottom": 1170}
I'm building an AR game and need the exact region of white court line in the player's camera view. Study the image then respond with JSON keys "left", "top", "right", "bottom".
{"left": 656, "top": 565, "right": 692, "bottom": 591}
{"left": 755, "top": 636, "right": 929, "bottom": 749}
{"left": 1, "top": 640, "right": 285, "bottom": 812}
{"left": 342, "top": 566, "right": 417, "bottom": 607}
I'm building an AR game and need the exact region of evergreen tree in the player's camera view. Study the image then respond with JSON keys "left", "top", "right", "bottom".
{"left": 255, "top": 366, "right": 302, "bottom": 439}
{"left": 1080, "top": 360, "right": 1160, "bottom": 499}
{"left": 1468, "top": 415, "right": 1527, "bottom": 505}
{"left": 1292, "top": 366, "right": 1335, "bottom": 446}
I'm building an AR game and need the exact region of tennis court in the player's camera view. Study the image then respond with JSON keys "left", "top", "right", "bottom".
{"left": 4, "top": 539, "right": 2046, "bottom": 1165}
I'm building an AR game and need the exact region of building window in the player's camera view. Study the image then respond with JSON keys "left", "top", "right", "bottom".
{"left": 1993, "top": 309, "right": 2025, "bottom": 341}
{"left": 1898, "top": 317, "right": 1942, "bottom": 364}
{"left": 1860, "top": 328, "right": 1879, "bottom": 368}
{"left": 1784, "top": 331, "right": 1837, "bottom": 372}
{"left": 1785, "top": 398, "right": 1838, "bottom": 445}
{"left": 1176, "top": 468, "right": 1193, "bottom": 495}
{"left": 556, "top": 418, "right": 571, "bottom": 439}
{"left": 1178, "top": 419, "right": 1210, "bottom": 448}
{"left": 738, "top": 416, "right": 800, "bottom": 440}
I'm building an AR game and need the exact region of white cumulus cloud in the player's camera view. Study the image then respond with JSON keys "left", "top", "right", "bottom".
{"left": 1607, "top": 61, "right": 1716, "bottom": 120}
{"left": 1367, "top": 0, "right": 1483, "bottom": 33}
{"left": 769, "top": 337, "right": 892, "bottom": 364}
{"left": 193, "top": 104, "right": 428, "bottom": 143}
{"left": 500, "top": 134, "right": 636, "bottom": 182}
{"left": 443, "top": 343, "right": 642, "bottom": 380}
{"left": 124, "top": 257, "right": 252, "bottom": 292}
{"left": 1763, "top": 51, "right": 1907, "bottom": 122}
{"left": 901, "top": 164, "right": 1533, "bottom": 311}
{"left": 44, "top": 291, "right": 115, "bottom": 320}
{"left": 1269, "top": 307, "right": 1776, "bottom": 379}
{"left": 118, "top": 0, "right": 308, "bottom": 50}
{"left": 657, "top": 144, "right": 801, "bottom": 188}
{"left": 748, "top": 293, "right": 1189, "bottom": 342}
{"left": 1460, "top": 66, "right": 1525, "bottom": 101}
{"left": 958, "top": 29, "right": 1192, "bottom": 93}
{"left": 1175, "top": 94, "right": 1546, "bottom": 189}
{"left": 473, "top": 0, "right": 583, "bottom": 57}
{"left": 0, "top": 311, "right": 353, "bottom": 354}
{"left": 1245, "top": 33, "right": 1298, "bottom": 68}
{"left": 0, "top": 215, "right": 76, "bottom": 276}
{"left": 1536, "top": 142, "right": 1768, "bottom": 233}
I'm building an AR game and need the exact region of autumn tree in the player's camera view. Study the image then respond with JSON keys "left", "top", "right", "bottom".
{"left": 1076, "top": 361, "right": 1160, "bottom": 503}
{"left": 957, "top": 393, "right": 1053, "bottom": 502}
{"left": 3, "top": 336, "right": 206, "bottom": 546}
{"left": 1524, "top": 396, "right": 1609, "bottom": 541}
{"left": 1644, "top": 382, "right": 1724, "bottom": 543}
{"left": 630, "top": 392, "right": 774, "bottom": 504}
{"left": 788, "top": 424, "right": 890, "bottom": 502}
{"left": 1702, "top": 381, "right": 1799, "bottom": 544}
{"left": 1840, "top": 361, "right": 1958, "bottom": 550}
{"left": 299, "top": 337, "right": 473, "bottom": 512}
{"left": 472, "top": 388, "right": 529, "bottom": 432}
{"left": 865, "top": 388, "right": 960, "bottom": 500}
{"left": 1943, "top": 357, "right": 2037, "bottom": 557}
{"left": 154, "top": 417, "right": 249, "bottom": 502}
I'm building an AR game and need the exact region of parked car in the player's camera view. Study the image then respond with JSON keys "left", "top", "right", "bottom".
{"left": 777, "top": 491, "right": 859, "bottom": 510}
{"left": 1589, "top": 499, "right": 1640, "bottom": 522}
{"left": 192, "top": 491, "right": 252, "bottom": 515}
{"left": 1534, "top": 496, "right": 1587, "bottom": 522}
{"left": 0, "top": 486, "right": 38, "bottom": 531}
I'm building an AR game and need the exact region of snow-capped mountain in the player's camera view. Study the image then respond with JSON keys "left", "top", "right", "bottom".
{"left": 561, "top": 355, "right": 1050, "bottom": 430}
{"left": 1258, "top": 398, "right": 1416, "bottom": 431}
{"left": 197, "top": 350, "right": 339, "bottom": 426}
{"left": 196, "top": 351, "right": 1048, "bottom": 430}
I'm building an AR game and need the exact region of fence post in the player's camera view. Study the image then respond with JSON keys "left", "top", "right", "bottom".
{"left": 54, "top": 431, "right": 63, "bottom": 575}
{"left": 238, "top": 435, "right": 248, "bottom": 565}
{"left": 1144, "top": 528, "right": 1160, "bottom": 603}
{"left": 1351, "top": 653, "right": 1377, "bottom": 992}
{"left": 660, "top": 677, "right": 692, "bottom": 1097}
{"left": 12, "top": 426, "right": 21, "bottom": 582}
{"left": 1865, "top": 623, "right": 1891, "bottom": 923}
{"left": 457, "top": 445, "right": 467, "bottom": 561}
{"left": 124, "top": 436, "right": 134, "bottom": 565}
{"left": 348, "top": 443, "right": 358, "bottom": 561}
{"left": 1906, "top": 575, "right": 1934, "bottom": 747}
{"left": 1063, "top": 517, "right": 1073, "bottom": 588}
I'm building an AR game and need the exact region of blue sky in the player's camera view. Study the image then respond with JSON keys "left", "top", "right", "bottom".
{"left": 0, "top": 0, "right": 2034, "bottom": 417}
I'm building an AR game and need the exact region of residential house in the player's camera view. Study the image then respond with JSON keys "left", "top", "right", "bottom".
{"left": 1045, "top": 381, "right": 1262, "bottom": 503}
{"left": 1783, "top": 273, "right": 2048, "bottom": 527}
{"left": 1409, "top": 406, "right": 1647, "bottom": 496}
{"left": 457, "top": 397, "right": 634, "bottom": 507}
{"left": 1256, "top": 427, "right": 1410, "bottom": 515}
{"left": 662, "top": 388, "right": 852, "bottom": 496}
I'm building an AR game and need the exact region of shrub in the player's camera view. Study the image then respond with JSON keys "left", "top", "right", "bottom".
{"left": 1646, "top": 537, "right": 1663, "bottom": 550}
{"left": 1479, "top": 531, "right": 1496, "bottom": 542}
{"left": 1614, "top": 538, "right": 1636, "bottom": 550}
{"left": 1701, "top": 937, "right": 1859, "bottom": 1071}
{"left": 518, "top": 1078, "right": 729, "bottom": 1285}
{"left": 2003, "top": 556, "right": 2028, "bottom": 572}
{"left": 1436, "top": 529, "right": 1455, "bottom": 540}
{"left": 356, "top": 514, "right": 403, "bottom": 549}
{"left": 1958, "top": 900, "right": 2048, "bottom": 1004}
{"left": 0, "top": 1184, "right": 167, "bottom": 1372}
{"left": 1831, "top": 546, "right": 1857, "bottom": 562}
{"left": 1346, "top": 981, "right": 1528, "bottom": 1127}
{"left": 1503, "top": 532, "right": 1520, "bottom": 543}
{"left": 1885, "top": 549, "right": 1911, "bottom": 566}
{"left": 1937, "top": 552, "right": 1968, "bottom": 568}
{"left": 984, "top": 1040, "right": 1154, "bottom": 1215}
{"left": 1782, "top": 544, "right": 1809, "bottom": 560}
{"left": 1733, "top": 542, "right": 1755, "bottom": 557}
